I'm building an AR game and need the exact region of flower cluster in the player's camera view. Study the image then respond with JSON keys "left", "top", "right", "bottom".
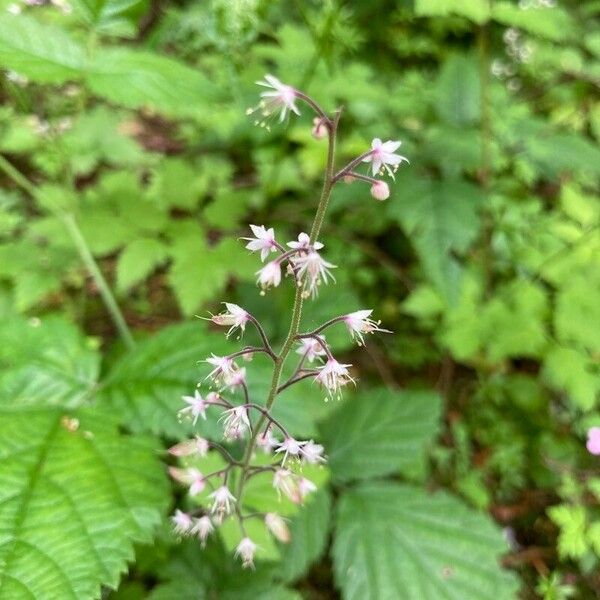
{"left": 168, "top": 74, "right": 405, "bottom": 568}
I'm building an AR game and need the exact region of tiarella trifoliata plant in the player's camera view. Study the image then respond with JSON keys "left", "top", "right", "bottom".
{"left": 168, "top": 75, "right": 407, "bottom": 569}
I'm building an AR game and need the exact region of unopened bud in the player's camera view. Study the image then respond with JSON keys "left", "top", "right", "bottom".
{"left": 370, "top": 180, "right": 390, "bottom": 201}
{"left": 311, "top": 117, "right": 327, "bottom": 140}
{"left": 265, "top": 512, "right": 291, "bottom": 543}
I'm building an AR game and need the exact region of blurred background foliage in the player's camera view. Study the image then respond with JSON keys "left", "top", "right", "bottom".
{"left": 0, "top": 0, "right": 599, "bottom": 598}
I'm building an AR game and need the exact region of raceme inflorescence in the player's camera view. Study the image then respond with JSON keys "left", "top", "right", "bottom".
{"left": 168, "top": 74, "right": 408, "bottom": 568}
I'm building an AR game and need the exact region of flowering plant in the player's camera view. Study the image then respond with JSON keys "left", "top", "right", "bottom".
{"left": 168, "top": 75, "right": 406, "bottom": 568}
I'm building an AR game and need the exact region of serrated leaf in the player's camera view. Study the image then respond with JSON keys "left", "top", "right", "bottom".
{"left": 0, "top": 15, "right": 84, "bottom": 83}
{"left": 320, "top": 388, "right": 442, "bottom": 482}
{"left": 333, "top": 482, "right": 519, "bottom": 600}
{"left": 70, "top": 0, "right": 148, "bottom": 36}
{"left": 0, "top": 404, "right": 168, "bottom": 599}
{"left": 279, "top": 487, "right": 332, "bottom": 582}
{"left": 547, "top": 504, "right": 588, "bottom": 560}
{"left": 0, "top": 315, "right": 100, "bottom": 407}
{"left": 117, "top": 238, "right": 169, "bottom": 293}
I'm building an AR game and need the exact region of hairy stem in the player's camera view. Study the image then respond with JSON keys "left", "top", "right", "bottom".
{"left": 234, "top": 110, "right": 339, "bottom": 504}
{"left": 0, "top": 154, "right": 135, "bottom": 349}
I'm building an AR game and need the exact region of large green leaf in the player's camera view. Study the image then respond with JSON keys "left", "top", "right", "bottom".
{"left": 0, "top": 15, "right": 84, "bottom": 83}
{"left": 333, "top": 482, "right": 519, "bottom": 600}
{"left": 0, "top": 405, "right": 168, "bottom": 599}
{"left": 415, "top": 0, "right": 490, "bottom": 25}
{"left": 320, "top": 388, "right": 442, "bottom": 482}
{"left": 0, "top": 316, "right": 100, "bottom": 407}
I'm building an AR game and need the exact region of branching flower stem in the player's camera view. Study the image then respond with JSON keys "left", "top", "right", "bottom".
{"left": 234, "top": 109, "right": 341, "bottom": 505}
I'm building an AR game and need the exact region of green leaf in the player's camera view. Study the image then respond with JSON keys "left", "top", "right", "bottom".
{"left": 389, "top": 175, "right": 482, "bottom": 302}
{"left": 543, "top": 347, "right": 599, "bottom": 411}
{"left": 435, "top": 54, "right": 481, "bottom": 127}
{"left": 70, "top": 0, "right": 148, "bottom": 36}
{"left": 86, "top": 48, "right": 214, "bottom": 117}
{"left": 0, "top": 404, "right": 168, "bottom": 599}
{"left": 117, "top": 238, "right": 169, "bottom": 293}
{"left": 333, "top": 482, "right": 519, "bottom": 600}
{"left": 279, "top": 487, "right": 332, "bottom": 582}
{"left": 415, "top": 0, "right": 490, "bottom": 24}
{"left": 320, "top": 388, "right": 442, "bottom": 482}
{"left": 492, "top": 2, "right": 575, "bottom": 42}
{"left": 100, "top": 322, "right": 229, "bottom": 437}
{"left": 0, "top": 315, "right": 100, "bottom": 408}
{"left": 548, "top": 505, "right": 588, "bottom": 560}
{"left": 0, "top": 15, "right": 84, "bottom": 83}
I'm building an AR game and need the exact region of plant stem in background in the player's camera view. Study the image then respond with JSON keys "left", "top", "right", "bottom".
{"left": 0, "top": 154, "right": 135, "bottom": 349}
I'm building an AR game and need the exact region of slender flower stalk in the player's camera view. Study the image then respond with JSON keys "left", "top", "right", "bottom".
{"left": 169, "top": 76, "right": 404, "bottom": 567}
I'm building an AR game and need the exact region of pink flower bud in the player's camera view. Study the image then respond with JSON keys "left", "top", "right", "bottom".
{"left": 587, "top": 427, "right": 600, "bottom": 455}
{"left": 265, "top": 513, "right": 291, "bottom": 543}
{"left": 370, "top": 180, "right": 390, "bottom": 201}
{"left": 311, "top": 117, "right": 327, "bottom": 140}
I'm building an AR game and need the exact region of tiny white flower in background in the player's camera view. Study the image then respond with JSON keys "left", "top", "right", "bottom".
{"left": 7, "top": 4, "right": 21, "bottom": 14}
{"left": 168, "top": 467, "right": 206, "bottom": 496}
{"left": 363, "top": 138, "right": 408, "bottom": 179}
{"left": 265, "top": 513, "right": 291, "bottom": 543}
{"left": 301, "top": 440, "right": 326, "bottom": 464}
{"left": 168, "top": 436, "right": 209, "bottom": 457}
{"left": 370, "top": 180, "right": 390, "bottom": 201}
{"left": 191, "top": 515, "right": 214, "bottom": 547}
{"left": 315, "top": 358, "right": 355, "bottom": 399}
{"left": 209, "top": 485, "right": 236, "bottom": 516}
{"left": 343, "top": 309, "right": 390, "bottom": 345}
{"left": 287, "top": 232, "right": 323, "bottom": 252}
{"left": 275, "top": 437, "right": 306, "bottom": 464}
{"left": 257, "top": 260, "right": 282, "bottom": 289}
{"left": 273, "top": 468, "right": 298, "bottom": 501}
{"left": 296, "top": 336, "right": 327, "bottom": 362}
{"left": 220, "top": 406, "right": 251, "bottom": 439}
{"left": 210, "top": 303, "right": 249, "bottom": 337}
{"left": 296, "top": 251, "right": 336, "bottom": 298}
{"left": 178, "top": 390, "right": 208, "bottom": 425}
{"left": 235, "top": 536, "right": 258, "bottom": 569}
{"left": 255, "top": 74, "right": 300, "bottom": 123}
{"left": 242, "top": 225, "right": 277, "bottom": 261}
{"left": 171, "top": 510, "right": 194, "bottom": 535}
{"left": 257, "top": 429, "right": 278, "bottom": 453}
{"left": 297, "top": 477, "right": 317, "bottom": 503}
{"left": 205, "top": 355, "right": 236, "bottom": 385}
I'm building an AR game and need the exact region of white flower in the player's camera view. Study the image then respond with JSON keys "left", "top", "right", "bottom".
{"left": 265, "top": 513, "right": 291, "bottom": 543}
{"left": 242, "top": 225, "right": 277, "bottom": 261}
{"left": 275, "top": 437, "right": 306, "bottom": 464}
{"left": 296, "top": 336, "right": 327, "bottom": 362}
{"left": 178, "top": 390, "right": 208, "bottom": 425}
{"left": 315, "top": 358, "right": 355, "bottom": 399}
{"left": 296, "top": 251, "right": 336, "bottom": 298}
{"left": 363, "top": 138, "right": 408, "bottom": 179}
{"left": 219, "top": 406, "right": 251, "bottom": 439}
{"left": 205, "top": 355, "right": 236, "bottom": 385}
{"left": 301, "top": 440, "right": 326, "bottom": 464}
{"left": 297, "top": 477, "right": 317, "bottom": 502}
{"left": 209, "top": 485, "right": 236, "bottom": 516}
{"left": 273, "top": 468, "right": 298, "bottom": 501}
{"left": 171, "top": 510, "right": 194, "bottom": 535}
{"left": 257, "top": 260, "right": 282, "bottom": 289}
{"left": 210, "top": 303, "right": 249, "bottom": 337}
{"left": 235, "top": 536, "right": 258, "bottom": 569}
{"left": 191, "top": 515, "right": 214, "bottom": 547}
{"left": 223, "top": 367, "right": 247, "bottom": 392}
{"left": 168, "top": 436, "right": 209, "bottom": 457}
{"left": 256, "top": 74, "right": 300, "bottom": 122}
{"left": 287, "top": 232, "right": 323, "bottom": 252}
{"left": 257, "top": 429, "right": 278, "bottom": 453}
{"left": 370, "top": 180, "right": 390, "bottom": 201}
{"left": 343, "top": 310, "right": 390, "bottom": 345}
{"left": 168, "top": 467, "right": 206, "bottom": 496}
